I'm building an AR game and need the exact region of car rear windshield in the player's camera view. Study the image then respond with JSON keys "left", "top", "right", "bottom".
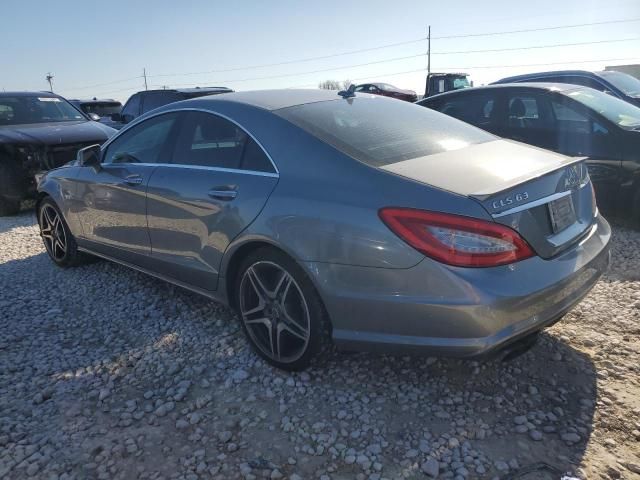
{"left": 0, "top": 96, "right": 85, "bottom": 125}
{"left": 276, "top": 97, "right": 494, "bottom": 167}
{"left": 81, "top": 102, "right": 121, "bottom": 117}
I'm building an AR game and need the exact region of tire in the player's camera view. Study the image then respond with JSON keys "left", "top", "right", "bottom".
{"left": 38, "top": 197, "right": 93, "bottom": 268}
{"left": 234, "top": 247, "right": 332, "bottom": 371}
{"left": 0, "top": 196, "right": 20, "bottom": 216}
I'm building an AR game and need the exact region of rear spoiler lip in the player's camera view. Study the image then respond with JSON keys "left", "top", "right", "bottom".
{"left": 469, "top": 155, "right": 587, "bottom": 202}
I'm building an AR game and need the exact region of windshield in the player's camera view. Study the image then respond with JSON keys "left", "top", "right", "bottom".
{"left": 80, "top": 102, "right": 121, "bottom": 117}
{"left": 0, "top": 96, "right": 86, "bottom": 125}
{"left": 453, "top": 77, "right": 471, "bottom": 89}
{"left": 276, "top": 96, "right": 494, "bottom": 167}
{"left": 599, "top": 71, "right": 640, "bottom": 97}
{"left": 567, "top": 88, "right": 640, "bottom": 128}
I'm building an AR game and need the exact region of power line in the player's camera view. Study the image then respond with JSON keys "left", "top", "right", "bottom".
{"left": 149, "top": 53, "right": 427, "bottom": 88}
{"left": 66, "top": 75, "right": 144, "bottom": 91}
{"left": 289, "top": 56, "right": 640, "bottom": 88}
{"left": 148, "top": 17, "right": 640, "bottom": 79}
{"left": 150, "top": 38, "right": 427, "bottom": 78}
{"left": 432, "top": 17, "right": 640, "bottom": 39}
{"left": 432, "top": 37, "right": 640, "bottom": 55}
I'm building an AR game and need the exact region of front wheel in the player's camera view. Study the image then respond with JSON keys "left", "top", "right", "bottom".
{"left": 38, "top": 198, "right": 93, "bottom": 268}
{"left": 235, "top": 247, "right": 332, "bottom": 371}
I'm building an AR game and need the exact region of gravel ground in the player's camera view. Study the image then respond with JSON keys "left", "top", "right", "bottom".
{"left": 1, "top": 210, "right": 639, "bottom": 480}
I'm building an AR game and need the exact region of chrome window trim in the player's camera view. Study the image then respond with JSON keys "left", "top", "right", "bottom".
{"left": 491, "top": 189, "right": 573, "bottom": 218}
{"left": 100, "top": 162, "right": 278, "bottom": 178}
{"left": 100, "top": 107, "right": 279, "bottom": 174}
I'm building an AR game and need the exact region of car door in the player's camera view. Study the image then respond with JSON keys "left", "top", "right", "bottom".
{"left": 548, "top": 95, "right": 623, "bottom": 211}
{"left": 145, "top": 110, "right": 278, "bottom": 292}
{"left": 74, "top": 112, "right": 182, "bottom": 264}
{"left": 498, "top": 90, "right": 557, "bottom": 151}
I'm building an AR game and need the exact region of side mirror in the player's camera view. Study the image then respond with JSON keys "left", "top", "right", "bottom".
{"left": 88, "top": 113, "right": 101, "bottom": 121}
{"left": 110, "top": 112, "right": 123, "bottom": 122}
{"left": 77, "top": 144, "right": 102, "bottom": 171}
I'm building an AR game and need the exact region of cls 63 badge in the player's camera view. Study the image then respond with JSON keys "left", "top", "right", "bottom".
{"left": 492, "top": 192, "right": 529, "bottom": 210}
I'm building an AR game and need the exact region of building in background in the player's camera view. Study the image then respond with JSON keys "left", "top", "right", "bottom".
{"left": 605, "top": 64, "right": 640, "bottom": 80}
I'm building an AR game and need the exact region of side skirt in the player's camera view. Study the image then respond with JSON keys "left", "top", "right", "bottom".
{"left": 77, "top": 246, "right": 230, "bottom": 306}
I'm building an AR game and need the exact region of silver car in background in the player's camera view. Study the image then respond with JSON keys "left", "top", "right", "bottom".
{"left": 36, "top": 89, "right": 610, "bottom": 370}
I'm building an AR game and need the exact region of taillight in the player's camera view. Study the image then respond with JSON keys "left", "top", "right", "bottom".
{"left": 379, "top": 208, "right": 534, "bottom": 267}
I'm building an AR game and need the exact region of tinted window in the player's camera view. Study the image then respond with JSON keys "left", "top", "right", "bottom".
{"left": 277, "top": 97, "right": 494, "bottom": 167}
{"left": 433, "top": 94, "right": 495, "bottom": 125}
{"left": 121, "top": 94, "right": 140, "bottom": 117}
{"left": 103, "top": 113, "right": 180, "bottom": 164}
{"left": 142, "top": 92, "right": 179, "bottom": 113}
{"left": 551, "top": 99, "right": 608, "bottom": 135}
{"left": 508, "top": 96, "right": 539, "bottom": 119}
{"left": 241, "top": 137, "right": 274, "bottom": 172}
{"left": 81, "top": 102, "right": 121, "bottom": 117}
{"left": 173, "top": 112, "right": 247, "bottom": 169}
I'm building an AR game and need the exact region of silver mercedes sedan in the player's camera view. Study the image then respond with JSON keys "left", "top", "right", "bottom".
{"left": 36, "top": 89, "right": 611, "bottom": 370}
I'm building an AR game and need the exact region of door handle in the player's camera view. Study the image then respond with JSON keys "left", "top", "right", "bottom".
{"left": 208, "top": 188, "right": 237, "bottom": 201}
{"left": 124, "top": 174, "right": 143, "bottom": 186}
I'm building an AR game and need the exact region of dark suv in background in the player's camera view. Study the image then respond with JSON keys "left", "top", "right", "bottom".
{"left": 69, "top": 98, "right": 123, "bottom": 129}
{"left": 110, "top": 87, "right": 233, "bottom": 129}
{"left": 492, "top": 70, "right": 640, "bottom": 107}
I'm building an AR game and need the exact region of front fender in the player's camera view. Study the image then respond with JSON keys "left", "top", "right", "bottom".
{"left": 37, "top": 166, "right": 83, "bottom": 235}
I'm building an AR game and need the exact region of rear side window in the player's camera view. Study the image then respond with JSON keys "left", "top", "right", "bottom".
{"left": 172, "top": 111, "right": 275, "bottom": 173}
{"left": 276, "top": 97, "right": 494, "bottom": 167}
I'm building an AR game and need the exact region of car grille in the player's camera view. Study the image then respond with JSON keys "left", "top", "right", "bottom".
{"left": 47, "top": 143, "right": 95, "bottom": 169}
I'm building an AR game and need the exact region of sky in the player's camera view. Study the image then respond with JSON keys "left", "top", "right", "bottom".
{"left": 1, "top": 0, "right": 639, "bottom": 102}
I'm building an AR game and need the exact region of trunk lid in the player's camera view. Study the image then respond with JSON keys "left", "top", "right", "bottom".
{"left": 380, "top": 139, "right": 596, "bottom": 259}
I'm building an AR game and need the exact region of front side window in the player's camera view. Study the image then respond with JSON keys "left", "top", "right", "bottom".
{"left": 103, "top": 113, "right": 180, "bottom": 164}
{"left": 171, "top": 112, "right": 275, "bottom": 172}
{"left": 0, "top": 96, "right": 85, "bottom": 125}
{"left": 276, "top": 97, "right": 494, "bottom": 167}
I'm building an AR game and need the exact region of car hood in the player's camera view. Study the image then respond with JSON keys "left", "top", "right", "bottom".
{"left": 380, "top": 139, "right": 578, "bottom": 198}
{"left": 0, "top": 120, "right": 116, "bottom": 145}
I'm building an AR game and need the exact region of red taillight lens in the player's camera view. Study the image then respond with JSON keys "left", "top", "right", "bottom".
{"left": 379, "top": 208, "right": 534, "bottom": 267}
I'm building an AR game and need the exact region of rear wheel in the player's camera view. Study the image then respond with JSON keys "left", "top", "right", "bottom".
{"left": 38, "top": 198, "right": 93, "bottom": 268}
{"left": 235, "top": 247, "right": 332, "bottom": 371}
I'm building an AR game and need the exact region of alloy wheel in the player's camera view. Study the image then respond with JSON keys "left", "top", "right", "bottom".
{"left": 40, "top": 204, "right": 67, "bottom": 261}
{"left": 239, "top": 261, "right": 311, "bottom": 363}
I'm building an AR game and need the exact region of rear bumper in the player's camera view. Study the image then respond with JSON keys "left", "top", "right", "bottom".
{"left": 305, "top": 215, "right": 611, "bottom": 357}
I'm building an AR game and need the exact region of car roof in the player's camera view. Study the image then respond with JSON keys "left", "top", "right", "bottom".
{"left": 494, "top": 70, "right": 605, "bottom": 83}
{"left": 186, "top": 89, "right": 347, "bottom": 111}
{"left": 422, "top": 82, "right": 585, "bottom": 101}
{"left": 0, "top": 91, "right": 61, "bottom": 98}
{"left": 143, "top": 87, "right": 233, "bottom": 94}
{"left": 69, "top": 98, "right": 120, "bottom": 103}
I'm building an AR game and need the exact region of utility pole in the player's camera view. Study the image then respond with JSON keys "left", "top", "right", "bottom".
{"left": 143, "top": 68, "right": 148, "bottom": 90}
{"left": 427, "top": 25, "right": 431, "bottom": 76}
{"left": 45, "top": 72, "right": 54, "bottom": 93}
